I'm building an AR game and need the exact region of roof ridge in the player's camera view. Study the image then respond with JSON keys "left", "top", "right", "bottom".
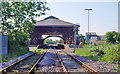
{"left": 35, "top": 16, "right": 79, "bottom": 26}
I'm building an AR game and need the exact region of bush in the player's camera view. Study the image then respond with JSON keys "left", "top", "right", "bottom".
{"left": 99, "top": 46, "right": 118, "bottom": 63}
{"left": 8, "top": 31, "right": 30, "bottom": 53}
{"left": 76, "top": 43, "right": 119, "bottom": 64}
{"left": 2, "top": 48, "right": 29, "bottom": 63}
{"left": 105, "top": 31, "right": 120, "bottom": 43}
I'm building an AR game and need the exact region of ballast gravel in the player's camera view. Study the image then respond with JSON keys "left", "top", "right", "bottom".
{"left": 69, "top": 51, "right": 118, "bottom": 72}
{"left": 38, "top": 49, "right": 63, "bottom": 72}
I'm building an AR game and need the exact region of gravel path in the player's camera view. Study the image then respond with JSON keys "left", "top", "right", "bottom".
{"left": 37, "top": 49, "right": 63, "bottom": 72}
{"left": 57, "top": 50, "right": 88, "bottom": 72}
{"left": 68, "top": 52, "right": 118, "bottom": 72}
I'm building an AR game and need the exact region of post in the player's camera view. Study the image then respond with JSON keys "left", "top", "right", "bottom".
{"left": 74, "top": 31, "right": 76, "bottom": 53}
{"left": 85, "top": 8, "right": 92, "bottom": 41}
{"left": 0, "top": 3, "right": 2, "bottom": 68}
{"left": 88, "top": 10, "right": 89, "bottom": 36}
{"left": 0, "top": 35, "right": 2, "bottom": 63}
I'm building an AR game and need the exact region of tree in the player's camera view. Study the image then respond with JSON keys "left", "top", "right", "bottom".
{"left": 85, "top": 40, "right": 89, "bottom": 45}
{"left": 1, "top": 2, "right": 49, "bottom": 35}
{"left": 44, "top": 39, "right": 60, "bottom": 44}
{"left": 59, "top": 39, "right": 63, "bottom": 43}
{"left": 105, "top": 31, "right": 117, "bottom": 43}
{"left": 113, "top": 33, "right": 120, "bottom": 43}
{"left": 0, "top": 2, "right": 49, "bottom": 53}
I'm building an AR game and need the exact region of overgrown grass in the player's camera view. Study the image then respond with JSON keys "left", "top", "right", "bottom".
{"left": 75, "top": 43, "right": 119, "bottom": 63}
{"left": 1, "top": 48, "right": 47, "bottom": 63}
{"left": 1, "top": 48, "right": 29, "bottom": 63}
{"left": 31, "top": 49, "right": 47, "bottom": 54}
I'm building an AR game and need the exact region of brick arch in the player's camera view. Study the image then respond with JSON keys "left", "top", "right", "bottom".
{"left": 30, "top": 16, "right": 80, "bottom": 45}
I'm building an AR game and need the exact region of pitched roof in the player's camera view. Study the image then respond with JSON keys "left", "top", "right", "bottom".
{"left": 86, "top": 32, "right": 96, "bottom": 35}
{"left": 35, "top": 16, "right": 78, "bottom": 27}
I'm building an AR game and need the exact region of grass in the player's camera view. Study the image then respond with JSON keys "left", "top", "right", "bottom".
{"left": 1, "top": 48, "right": 47, "bottom": 64}
{"left": 31, "top": 49, "right": 47, "bottom": 54}
{"left": 1, "top": 48, "right": 30, "bottom": 63}
{"left": 75, "top": 45, "right": 99, "bottom": 60}
{"left": 75, "top": 43, "right": 119, "bottom": 63}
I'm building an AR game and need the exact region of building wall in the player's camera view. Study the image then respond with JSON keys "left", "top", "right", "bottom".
{"left": 85, "top": 35, "right": 97, "bottom": 41}
{"left": 96, "top": 40, "right": 105, "bottom": 44}
{"left": 90, "top": 37, "right": 98, "bottom": 43}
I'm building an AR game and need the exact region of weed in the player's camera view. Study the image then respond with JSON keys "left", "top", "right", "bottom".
{"left": 4, "top": 70, "right": 6, "bottom": 73}
{"left": 20, "top": 62, "right": 23, "bottom": 65}
{"left": 16, "top": 65, "right": 18, "bottom": 67}
{"left": 34, "top": 67, "right": 37, "bottom": 71}
{"left": 15, "top": 58, "right": 20, "bottom": 62}
{"left": 75, "top": 43, "right": 119, "bottom": 63}
{"left": 1, "top": 48, "right": 29, "bottom": 63}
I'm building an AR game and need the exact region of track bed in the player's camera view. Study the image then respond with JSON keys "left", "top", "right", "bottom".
{"left": 57, "top": 50, "right": 89, "bottom": 72}
{"left": 8, "top": 53, "right": 41, "bottom": 73}
{"left": 37, "top": 49, "right": 63, "bottom": 72}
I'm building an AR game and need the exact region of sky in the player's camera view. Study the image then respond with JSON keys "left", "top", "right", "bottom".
{"left": 36, "top": 1, "right": 118, "bottom": 40}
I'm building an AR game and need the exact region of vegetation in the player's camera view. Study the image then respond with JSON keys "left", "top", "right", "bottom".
{"left": 59, "top": 39, "right": 64, "bottom": 43}
{"left": 1, "top": 48, "right": 47, "bottom": 63}
{"left": 44, "top": 39, "right": 63, "bottom": 44}
{"left": 85, "top": 40, "right": 90, "bottom": 45}
{"left": 1, "top": 48, "right": 30, "bottom": 63}
{"left": 0, "top": 2, "right": 49, "bottom": 53}
{"left": 105, "top": 31, "right": 120, "bottom": 43}
{"left": 76, "top": 31, "right": 120, "bottom": 71}
{"left": 75, "top": 43, "right": 119, "bottom": 64}
{"left": 31, "top": 49, "right": 47, "bottom": 54}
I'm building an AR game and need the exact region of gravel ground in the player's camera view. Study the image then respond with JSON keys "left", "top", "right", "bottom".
{"left": 37, "top": 49, "right": 63, "bottom": 72}
{"left": 66, "top": 50, "right": 118, "bottom": 72}
{"left": 57, "top": 50, "right": 88, "bottom": 72}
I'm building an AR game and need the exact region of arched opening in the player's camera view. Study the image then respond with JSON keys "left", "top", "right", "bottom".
{"left": 43, "top": 36, "right": 64, "bottom": 44}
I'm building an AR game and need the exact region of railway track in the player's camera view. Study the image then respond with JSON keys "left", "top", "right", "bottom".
{"left": 0, "top": 45, "right": 98, "bottom": 73}
{"left": 36, "top": 48, "right": 63, "bottom": 72}
{"left": 56, "top": 49, "right": 97, "bottom": 73}
{"left": 0, "top": 49, "right": 47, "bottom": 74}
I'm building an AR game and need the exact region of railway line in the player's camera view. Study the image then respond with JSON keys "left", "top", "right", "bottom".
{"left": 0, "top": 48, "right": 47, "bottom": 74}
{"left": 0, "top": 44, "right": 97, "bottom": 73}
{"left": 36, "top": 48, "right": 63, "bottom": 72}
{"left": 56, "top": 49, "right": 97, "bottom": 73}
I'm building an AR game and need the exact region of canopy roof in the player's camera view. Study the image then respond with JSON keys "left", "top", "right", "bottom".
{"left": 35, "top": 16, "right": 79, "bottom": 27}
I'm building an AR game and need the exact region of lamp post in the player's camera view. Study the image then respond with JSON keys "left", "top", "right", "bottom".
{"left": 73, "top": 29, "right": 77, "bottom": 53}
{"left": 73, "top": 25, "right": 79, "bottom": 53}
{"left": 85, "top": 8, "right": 92, "bottom": 41}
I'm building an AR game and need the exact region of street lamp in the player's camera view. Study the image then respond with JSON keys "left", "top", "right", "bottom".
{"left": 85, "top": 8, "right": 92, "bottom": 41}
{"left": 73, "top": 25, "right": 79, "bottom": 53}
